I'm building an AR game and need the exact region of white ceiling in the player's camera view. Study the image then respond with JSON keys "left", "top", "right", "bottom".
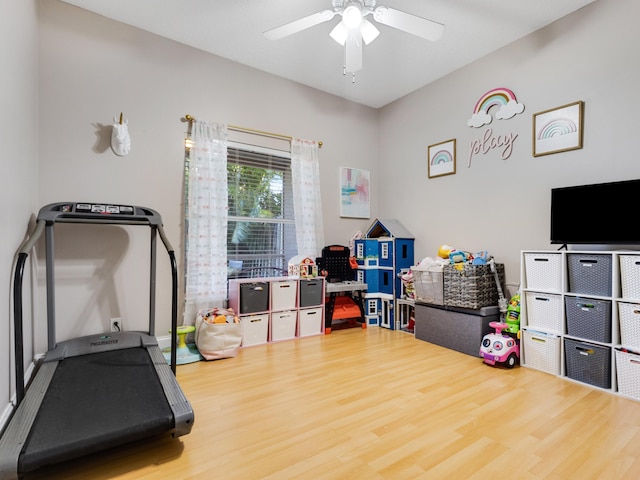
{"left": 59, "top": 0, "right": 598, "bottom": 109}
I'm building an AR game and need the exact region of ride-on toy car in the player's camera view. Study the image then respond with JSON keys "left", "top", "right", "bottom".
{"left": 480, "top": 321, "right": 520, "bottom": 368}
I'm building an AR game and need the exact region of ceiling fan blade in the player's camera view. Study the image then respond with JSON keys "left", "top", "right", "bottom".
{"left": 264, "top": 9, "right": 336, "bottom": 40}
{"left": 373, "top": 6, "right": 445, "bottom": 41}
{"left": 345, "top": 29, "right": 363, "bottom": 73}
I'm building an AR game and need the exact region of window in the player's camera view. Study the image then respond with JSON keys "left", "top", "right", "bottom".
{"left": 227, "top": 144, "right": 297, "bottom": 278}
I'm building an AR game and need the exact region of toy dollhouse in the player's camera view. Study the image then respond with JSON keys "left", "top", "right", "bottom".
{"left": 287, "top": 255, "right": 318, "bottom": 278}
{"left": 354, "top": 219, "right": 414, "bottom": 329}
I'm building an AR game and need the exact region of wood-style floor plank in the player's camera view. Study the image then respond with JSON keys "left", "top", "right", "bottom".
{"left": 25, "top": 327, "right": 640, "bottom": 479}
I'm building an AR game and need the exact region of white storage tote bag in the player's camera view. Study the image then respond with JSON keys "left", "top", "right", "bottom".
{"left": 195, "top": 308, "right": 243, "bottom": 360}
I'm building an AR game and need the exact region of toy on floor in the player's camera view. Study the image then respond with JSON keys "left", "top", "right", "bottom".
{"left": 505, "top": 292, "right": 521, "bottom": 334}
{"left": 162, "top": 325, "right": 203, "bottom": 365}
{"left": 479, "top": 259, "right": 520, "bottom": 368}
{"left": 480, "top": 321, "right": 520, "bottom": 368}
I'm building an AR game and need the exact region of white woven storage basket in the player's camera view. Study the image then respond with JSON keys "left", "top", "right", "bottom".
{"left": 523, "top": 330, "right": 561, "bottom": 375}
{"left": 412, "top": 265, "right": 444, "bottom": 305}
{"left": 620, "top": 255, "right": 640, "bottom": 300}
{"left": 619, "top": 302, "right": 640, "bottom": 350}
{"left": 525, "top": 291, "right": 563, "bottom": 333}
{"left": 524, "top": 253, "right": 562, "bottom": 291}
{"left": 616, "top": 349, "right": 640, "bottom": 401}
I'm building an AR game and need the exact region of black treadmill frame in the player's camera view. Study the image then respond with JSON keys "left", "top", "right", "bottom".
{"left": 0, "top": 202, "right": 192, "bottom": 479}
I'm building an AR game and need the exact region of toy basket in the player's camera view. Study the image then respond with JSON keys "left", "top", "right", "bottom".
{"left": 443, "top": 263, "right": 504, "bottom": 309}
{"left": 412, "top": 265, "right": 444, "bottom": 305}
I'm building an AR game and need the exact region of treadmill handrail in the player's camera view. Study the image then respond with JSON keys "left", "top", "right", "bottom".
{"left": 13, "top": 221, "right": 46, "bottom": 404}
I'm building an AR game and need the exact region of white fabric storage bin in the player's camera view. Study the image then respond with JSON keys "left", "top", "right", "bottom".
{"left": 298, "top": 307, "right": 323, "bottom": 337}
{"left": 524, "top": 253, "right": 562, "bottom": 291}
{"left": 525, "top": 292, "right": 563, "bottom": 333}
{"left": 270, "top": 279, "right": 297, "bottom": 311}
{"left": 270, "top": 310, "right": 298, "bottom": 341}
{"left": 240, "top": 314, "right": 270, "bottom": 347}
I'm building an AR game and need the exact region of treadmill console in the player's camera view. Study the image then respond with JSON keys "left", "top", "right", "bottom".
{"left": 39, "top": 202, "right": 162, "bottom": 225}
{"left": 63, "top": 203, "right": 135, "bottom": 215}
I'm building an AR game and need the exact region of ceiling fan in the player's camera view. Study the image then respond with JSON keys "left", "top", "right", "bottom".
{"left": 264, "top": 0, "right": 445, "bottom": 77}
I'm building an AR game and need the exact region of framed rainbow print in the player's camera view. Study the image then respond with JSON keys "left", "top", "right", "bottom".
{"left": 428, "top": 139, "right": 456, "bottom": 178}
{"left": 533, "top": 101, "right": 584, "bottom": 157}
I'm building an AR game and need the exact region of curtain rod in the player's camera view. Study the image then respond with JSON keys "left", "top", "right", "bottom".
{"left": 182, "top": 115, "right": 322, "bottom": 148}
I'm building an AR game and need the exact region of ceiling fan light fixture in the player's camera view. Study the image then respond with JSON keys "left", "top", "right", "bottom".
{"left": 264, "top": 0, "right": 446, "bottom": 77}
{"left": 342, "top": 4, "right": 363, "bottom": 29}
{"left": 330, "top": 22, "right": 348, "bottom": 45}
{"left": 360, "top": 18, "right": 380, "bottom": 45}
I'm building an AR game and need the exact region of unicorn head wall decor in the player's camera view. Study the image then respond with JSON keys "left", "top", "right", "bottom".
{"left": 111, "top": 112, "right": 131, "bottom": 156}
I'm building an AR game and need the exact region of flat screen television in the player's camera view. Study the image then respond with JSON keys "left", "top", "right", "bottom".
{"left": 550, "top": 179, "right": 640, "bottom": 245}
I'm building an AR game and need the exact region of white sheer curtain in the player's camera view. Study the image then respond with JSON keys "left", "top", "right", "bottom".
{"left": 183, "top": 120, "right": 228, "bottom": 325}
{"left": 291, "top": 138, "right": 325, "bottom": 258}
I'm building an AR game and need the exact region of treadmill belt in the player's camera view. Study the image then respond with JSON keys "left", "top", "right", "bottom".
{"left": 20, "top": 347, "right": 174, "bottom": 473}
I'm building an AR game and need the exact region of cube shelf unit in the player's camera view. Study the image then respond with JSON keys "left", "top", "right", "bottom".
{"left": 521, "top": 250, "right": 640, "bottom": 401}
{"left": 228, "top": 277, "right": 325, "bottom": 347}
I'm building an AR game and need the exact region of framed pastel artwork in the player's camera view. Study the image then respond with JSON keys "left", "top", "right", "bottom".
{"left": 428, "top": 139, "right": 456, "bottom": 178}
{"left": 533, "top": 101, "right": 584, "bottom": 157}
{"left": 340, "top": 167, "right": 370, "bottom": 218}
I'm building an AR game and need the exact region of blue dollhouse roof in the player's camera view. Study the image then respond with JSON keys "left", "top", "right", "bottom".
{"left": 365, "top": 219, "right": 414, "bottom": 240}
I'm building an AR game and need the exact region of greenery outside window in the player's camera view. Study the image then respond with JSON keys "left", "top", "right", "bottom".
{"left": 227, "top": 145, "right": 296, "bottom": 279}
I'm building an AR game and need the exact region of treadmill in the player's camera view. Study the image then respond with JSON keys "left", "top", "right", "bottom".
{"left": 0, "top": 202, "right": 194, "bottom": 479}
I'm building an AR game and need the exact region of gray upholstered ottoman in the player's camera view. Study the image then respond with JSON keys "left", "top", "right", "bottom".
{"left": 414, "top": 302, "right": 500, "bottom": 357}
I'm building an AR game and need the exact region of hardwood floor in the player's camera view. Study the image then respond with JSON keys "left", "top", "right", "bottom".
{"left": 27, "top": 327, "right": 640, "bottom": 479}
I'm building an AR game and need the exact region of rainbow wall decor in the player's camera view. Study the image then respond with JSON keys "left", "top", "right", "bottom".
{"left": 467, "top": 87, "right": 525, "bottom": 128}
{"left": 431, "top": 149, "right": 453, "bottom": 165}
{"left": 537, "top": 118, "right": 577, "bottom": 139}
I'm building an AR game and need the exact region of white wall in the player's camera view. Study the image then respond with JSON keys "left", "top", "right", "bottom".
{"left": 37, "top": 0, "right": 379, "bottom": 346}
{"left": 378, "top": 0, "right": 640, "bottom": 292}
{"left": 0, "top": 0, "right": 40, "bottom": 420}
